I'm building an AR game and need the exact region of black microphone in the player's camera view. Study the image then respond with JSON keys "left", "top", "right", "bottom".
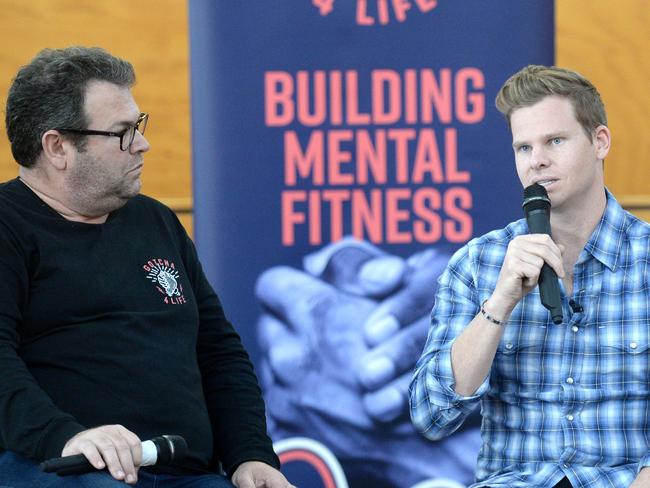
{"left": 40, "top": 434, "right": 188, "bottom": 476}
{"left": 523, "top": 183, "right": 563, "bottom": 324}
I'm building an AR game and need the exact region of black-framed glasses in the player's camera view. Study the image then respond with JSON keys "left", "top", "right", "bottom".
{"left": 55, "top": 112, "right": 148, "bottom": 151}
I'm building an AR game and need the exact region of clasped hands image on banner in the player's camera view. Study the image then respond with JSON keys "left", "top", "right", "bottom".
{"left": 255, "top": 237, "right": 481, "bottom": 487}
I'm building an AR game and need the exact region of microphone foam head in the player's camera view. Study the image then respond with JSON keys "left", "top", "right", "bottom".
{"left": 522, "top": 183, "right": 551, "bottom": 211}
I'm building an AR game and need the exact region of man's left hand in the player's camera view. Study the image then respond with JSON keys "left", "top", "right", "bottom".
{"left": 231, "top": 461, "right": 296, "bottom": 488}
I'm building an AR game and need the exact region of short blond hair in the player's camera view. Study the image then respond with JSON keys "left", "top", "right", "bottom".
{"left": 495, "top": 65, "right": 607, "bottom": 139}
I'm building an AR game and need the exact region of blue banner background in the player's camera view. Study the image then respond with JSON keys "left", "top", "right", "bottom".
{"left": 189, "top": 2, "right": 553, "bottom": 486}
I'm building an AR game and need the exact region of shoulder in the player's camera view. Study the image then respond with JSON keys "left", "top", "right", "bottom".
{"left": 459, "top": 219, "right": 526, "bottom": 262}
{"left": 0, "top": 178, "right": 30, "bottom": 209}
{"left": 602, "top": 190, "right": 647, "bottom": 235}
{"left": 622, "top": 211, "right": 650, "bottom": 258}
{"left": 0, "top": 178, "right": 44, "bottom": 233}
{"left": 468, "top": 219, "right": 526, "bottom": 248}
{"left": 623, "top": 212, "right": 650, "bottom": 239}
{"left": 598, "top": 194, "right": 649, "bottom": 275}
{"left": 605, "top": 193, "right": 650, "bottom": 248}
{"left": 0, "top": 178, "right": 21, "bottom": 193}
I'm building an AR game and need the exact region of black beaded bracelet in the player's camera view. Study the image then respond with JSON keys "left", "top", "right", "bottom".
{"left": 480, "top": 299, "right": 505, "bottom": 326}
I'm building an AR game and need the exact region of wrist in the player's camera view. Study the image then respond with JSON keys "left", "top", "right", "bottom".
{"left": 482, "top": 295, "right": 514, "bottom": 324}
{"left": 480, "top": 300, "right": 506, "bottom": 325}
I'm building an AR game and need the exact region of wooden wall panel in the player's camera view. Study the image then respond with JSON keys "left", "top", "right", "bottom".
{"left": 0, "top": 0, "right": 193, "bottom": 231}
{"left": 557, "top": 0, "right": 650, "bottom": 220}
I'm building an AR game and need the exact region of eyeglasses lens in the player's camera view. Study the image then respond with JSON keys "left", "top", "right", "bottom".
{"left": 121, "top": 114, "right": 148, "bottom": 151}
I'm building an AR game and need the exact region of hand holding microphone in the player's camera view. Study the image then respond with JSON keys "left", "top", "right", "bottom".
{"left": 486, "top": 183, "right": 565, "bottom": 324}
{"left": 41, "top": 434, "right": 187, "bottom": 476}
{"left": 40, "top": 424, "right": 187, "bottom": 485}
{"left": 522, "top": 183, "right": 563, "bottom": 324}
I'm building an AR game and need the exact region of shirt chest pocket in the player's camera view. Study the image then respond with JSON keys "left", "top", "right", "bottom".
{"left": 596, "top": 322, "right": 650, "bottom": 385}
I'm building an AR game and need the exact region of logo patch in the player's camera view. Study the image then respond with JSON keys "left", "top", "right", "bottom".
{"left": 142, "top": 258, "right": 187, "bottom": 305}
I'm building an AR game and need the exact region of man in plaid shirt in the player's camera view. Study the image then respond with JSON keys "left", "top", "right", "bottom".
{"left": 409, "top": 65, "right": 650, "bottom": 488}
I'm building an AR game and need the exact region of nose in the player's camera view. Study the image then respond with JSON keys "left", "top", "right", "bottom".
{"left": 130, "top": 130, "right": 150, "bottom": 154}
{"left": 529, "top": 145, "right": 550, "bottom": 170}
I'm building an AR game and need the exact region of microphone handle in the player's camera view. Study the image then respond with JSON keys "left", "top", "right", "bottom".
{"left": 40, "top": 453, "right": 95, "bottom": 476}
{"left": 538, "top": 262, "right": 563, "bottom": 324}
{"left": 525, "top": 208, "right": 563, "bottom": 324}
{"left": 40, "top": 439, "right": 159, "bottom": 476}
{"left": 40, "top": 436, "right": 186, "bottom": 477}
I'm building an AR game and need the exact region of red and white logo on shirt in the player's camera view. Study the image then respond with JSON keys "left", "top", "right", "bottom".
{"left": 142, "top": 258, "right": 187, "bottom": 305}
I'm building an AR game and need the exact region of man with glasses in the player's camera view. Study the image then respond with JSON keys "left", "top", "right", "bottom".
{"left": 0, "top": 47, "right": 294, "bottom": 488}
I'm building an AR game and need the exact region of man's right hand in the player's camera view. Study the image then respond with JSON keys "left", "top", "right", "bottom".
{"left": 488, "top": 233, "right": 565, "bottom": 317}
{"left": 61, "top": 424, "right": 142, "bottom": 484}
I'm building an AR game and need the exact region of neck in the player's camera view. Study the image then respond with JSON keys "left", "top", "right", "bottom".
{"left": 550, "top": 188, "right": 607, "bottom": 268}
{"left": 19, "top": 171, "right": 109, "bottom": 224}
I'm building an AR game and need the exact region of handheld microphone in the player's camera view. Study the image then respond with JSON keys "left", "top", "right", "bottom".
{"left": 40, "top": 434, "right": 188, "bottom": 476}
{"left": 522, "top": 183, "right": 563, "bottom": 324}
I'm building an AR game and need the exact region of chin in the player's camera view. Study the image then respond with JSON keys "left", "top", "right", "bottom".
{"left": 116, "top": 187, "right": 140, "bottom": 203}
{"left": 128, "top": 180, "right": 142, "bottom": 196}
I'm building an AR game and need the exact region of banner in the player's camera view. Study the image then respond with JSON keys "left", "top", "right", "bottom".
{"left": 189, "top": 2, "right": 553, "bottom": 486}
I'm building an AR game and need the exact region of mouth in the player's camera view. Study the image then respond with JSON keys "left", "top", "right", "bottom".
{"left": 534, "top": 178, "right": 557, "bottom": 189}
{"left": 128, "top": 164, "right": 143, "bottom": 174}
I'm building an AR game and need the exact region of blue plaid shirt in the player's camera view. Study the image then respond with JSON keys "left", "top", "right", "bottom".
{"left": 410, "top": 191, "right": 650, "bottom": 488}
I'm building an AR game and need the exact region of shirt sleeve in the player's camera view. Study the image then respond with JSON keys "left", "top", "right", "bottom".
{"left": 409, "top": 244, "right": 490, "bottom": 441}
{"left": 637, "top": 452, "right": 650, "bottom": 473}
{"left": 179, "top": 228, "right": 279, "bottom": 475}
{"left": 0, "top": 222, "right": 86, "bottom": 460}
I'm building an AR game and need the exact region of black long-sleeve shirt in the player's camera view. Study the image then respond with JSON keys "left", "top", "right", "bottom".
{"left": 0, "top": 178, "right": 278, "bottom": 475}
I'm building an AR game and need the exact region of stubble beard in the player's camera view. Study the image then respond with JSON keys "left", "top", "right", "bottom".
{"left": 67, "top": 152, "right": 142, "bottom": 217}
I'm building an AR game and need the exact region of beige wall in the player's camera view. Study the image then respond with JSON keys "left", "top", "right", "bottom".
{"left": 0, "top": 1, "right": 647, "bottom": 234}
{"left": 557, "top": 0, "right": 650, "bottom": 221}
{"left": 0, "top": 0, "right": 193, "bottom": 232}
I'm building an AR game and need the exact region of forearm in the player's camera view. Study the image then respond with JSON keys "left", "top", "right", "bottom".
{"left": 450, "top": 231, "right": 566, "bottom": 395}
{"left": 450, "top": 297, "right": 510, "bottom": 396}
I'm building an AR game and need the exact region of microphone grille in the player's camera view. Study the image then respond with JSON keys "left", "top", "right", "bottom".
{"left": 522, "top": 183, "right": 551, "bottom": 210}
{"left": 163, "top": 435, "right": 188, "bottom": 462}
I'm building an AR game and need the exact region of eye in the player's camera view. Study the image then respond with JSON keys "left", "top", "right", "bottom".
{"left": 551, "top": 137, "right": 563, "bottom": 145}
{"left": 517, "top": 144, "right": 531, "bottom": 153}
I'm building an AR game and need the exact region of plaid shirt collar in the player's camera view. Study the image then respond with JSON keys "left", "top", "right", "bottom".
{"left": 580, "top": 188, "right": 630, "bottom": 272}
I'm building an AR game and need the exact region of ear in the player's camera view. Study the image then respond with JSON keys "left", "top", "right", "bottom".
{"left": 41, "top": 130, "right": 72, "bottom": 170}
{"left": 592, "top": 125, "right": 611, "bottom": 161}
